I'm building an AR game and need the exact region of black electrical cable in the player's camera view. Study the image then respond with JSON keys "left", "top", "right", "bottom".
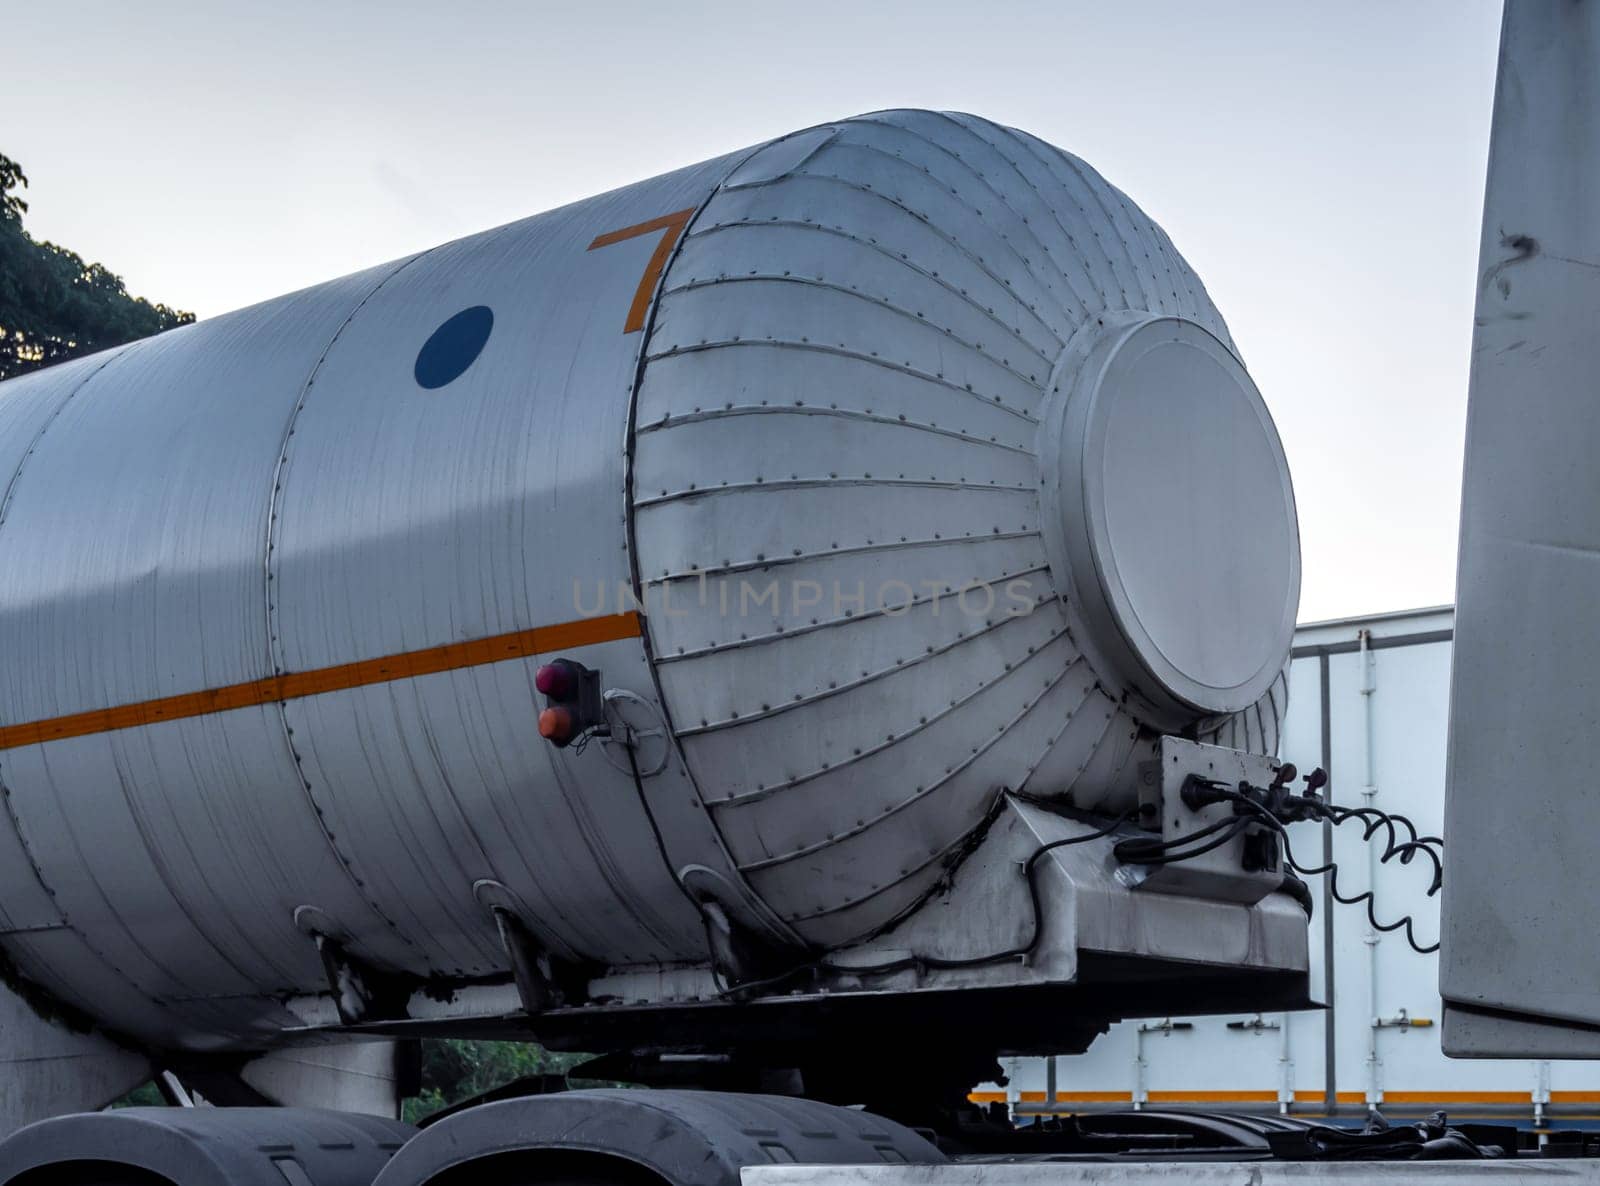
{"left": 716, "top": 806, "right": 1143, "bottom": 999}
{"left": 1320, "top": 804, "right": 1444, "bottom": 894}
{"left": 711, "top": 769, "right": 1446, "bottom": 998}
{"left": 919, "top": 806, "right": 1144, "bottom": 968}
{"left": 1113, "top": 813, "right": 1248, "bottom": 857}
{"left": 618, "top": 730, "right": 755, "bottom": 997}
{"left": 1113, "top": 813, "right": 1240, "bottom": 857}
{"left": 1276, "top": 797, "right": 1444, "bottom": 899}
{"left": 1329, "top": 802, "right": 1440, "bottom": 850}
{"left": 1208, "top": 790, "right": 1442, "bottom": 955}
{"left": 620, "top": 729, "right": 716, "bottom": 918}
{"left": 1114, "top": 817, "right": 1256, "bottom": 866}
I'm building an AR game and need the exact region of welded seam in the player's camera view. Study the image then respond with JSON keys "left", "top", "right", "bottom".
{"left": 713, "top": 644, "right": 1081, "bottom": 808}
{"left": 1016, "top": 674, "right": 1119, "bottom": 795}
{"left": 1010, "top": 127, "right": 1153, "bottom": 307}
{"left": 683, "top": 218, "right": 1059, "bottom": 357}
{"left": 676, "top": 605, "right": 1056, "bottom": 738}
{"left": 635, "top": 475, "right": 1035, "bottom": 510}
{"left": 980, "top": 123, "right": 1136, "bottom": 312}
{"left": 0, "top": 346, "right": 168, "bottom": 1015}
{"left": 653, "top": 562, "right": 1051, "bottom": 665}
{"left": 1084, "top": 711, "right": 1145, "bottom": 802}
{"left": 924, "top": 111, "right": 1109, "bottom": 319}
{"left": 956, "top": 116, "right": 1129, "bottom": 312}
{"left": 645, "top": 339, "right": 1040, "bottom": 424}
{"left": 1108, "top": 179, "right": 1202, "bottom": 321}
{"left": 644, "top": 528, "right": 1042, "bottom": 585}
{"left": 620, "top": 132, "right": 829, "bottom": 954}
{"left": 660, "top": 271, "right": 1050, "bottom": 385}
{"left": 738, "top": 635, "right": 1083, "bottom": 873}
{"left": 857, "top": 113, "right": 1097, "bottom": 321}
{"left": 636, "top": 401, "right": 1036, "bottom": 457}
{"left": 790, "top": 690, "right": 1122, "bottom": 924}
{"left": 807, "top": 137, "right": 1069, "bottom": 325}
{"left": 785, "top": 791, "right": 1013, "bottom": 926}
{"left": 1020, "top": 692, "right": 1123, "bottom": 812}
{"left": 262, "top": 252, "right": 432, "bottom": 957}
{"left": 736, "top": 170, "right": 1059, "bottom": 344}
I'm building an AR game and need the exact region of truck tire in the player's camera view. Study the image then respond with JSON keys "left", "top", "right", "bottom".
{"left": 372, "top": 1090, "right": 945, "bottom": 1186}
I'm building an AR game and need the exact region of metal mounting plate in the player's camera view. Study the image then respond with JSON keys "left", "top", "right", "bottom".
{"left": 1131, "top": 736, "right": 1286, "bottom": 905}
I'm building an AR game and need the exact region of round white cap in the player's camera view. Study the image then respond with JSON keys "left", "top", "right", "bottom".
{"left": 1046, "top": 316, "right": 1299, "bottom": 719}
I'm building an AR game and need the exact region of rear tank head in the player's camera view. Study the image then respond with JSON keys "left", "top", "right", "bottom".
{"left": 1039, "top": 312, "right": 1298, "bottom": 728}
{"left": 628, "top": 111, "right": 1301, "bottom": 947}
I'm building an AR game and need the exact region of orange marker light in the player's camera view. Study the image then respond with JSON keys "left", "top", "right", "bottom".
{"left": 538, "top": 706, "right": 574, "bottom": 742}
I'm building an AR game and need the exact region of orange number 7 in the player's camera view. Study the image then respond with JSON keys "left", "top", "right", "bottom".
{"left": 587, "top": 207, "right": 696, "bottom": 334}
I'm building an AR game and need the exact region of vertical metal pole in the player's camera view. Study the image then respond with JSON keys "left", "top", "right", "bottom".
{"left": 1278, "top": 1011, "right": 1293, "bottom": 1114}
{"left": 1360, "top": 631, "right": 1382, "bottom": 1112}
{"left": 1535, "top": 1059, "right": 1551, "bottom": 1136}
{"left": 1320, "top": 651, "right": 1337, "bottom": 1116}
{"left": 1134, "top": 1026, "right": 1147, "bottom": 1111}
{"left": 1046, "top": 1054, "right": 1057, "bottom": 1115}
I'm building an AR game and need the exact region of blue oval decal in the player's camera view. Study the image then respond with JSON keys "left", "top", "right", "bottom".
{"left": 414, "top": 305, "right": 494, "bottom": 389}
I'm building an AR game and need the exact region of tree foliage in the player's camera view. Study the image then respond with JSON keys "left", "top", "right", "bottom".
{"left": 113, "top": 1040, "right": 594, "bottom": 1120}
{"left": 0, "top": 156, "right": 25, "bottom": 224}
{"left": 114, "top": 1081, "right": 166, "bottom": 1107}
{"left": 0, "top": 151, "right": 193, "bottom": 380}
{"left": 404, "top": 1040, "right": 592, "bottom": 1123}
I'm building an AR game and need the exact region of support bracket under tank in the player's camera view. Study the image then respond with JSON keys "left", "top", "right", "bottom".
{"left": 312, "top": 931, "right": 414, "bottom": 1026}
{"left": 490, "top": 905, "right": 592, "bottom": 1014}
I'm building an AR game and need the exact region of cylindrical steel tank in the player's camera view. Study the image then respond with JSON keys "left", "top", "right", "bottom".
{"left": 0, "top": 111, "right": 1298, "bottom": 1052}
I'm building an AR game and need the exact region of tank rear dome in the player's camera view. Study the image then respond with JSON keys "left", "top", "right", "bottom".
{"left": 629, "top": 111, "right": 1299, "bottom": 946}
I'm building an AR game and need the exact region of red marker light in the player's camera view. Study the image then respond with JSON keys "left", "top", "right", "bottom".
{"left": 535, "top": 662, "right": 574, "bottom": 698}
{"left": 535, "top": 657, "right": 601, "bottom": 748}
{"left": 538, "top": 706, "right": 574, "bottom": 742}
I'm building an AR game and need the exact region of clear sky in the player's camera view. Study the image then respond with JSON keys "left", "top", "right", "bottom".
{"left": 3, "top": 1, "right": 1502, "bottom": 623}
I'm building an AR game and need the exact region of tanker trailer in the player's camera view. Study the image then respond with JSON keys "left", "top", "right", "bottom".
{"left": 0, "top": 110, "right": 1307, "bottom": 1180}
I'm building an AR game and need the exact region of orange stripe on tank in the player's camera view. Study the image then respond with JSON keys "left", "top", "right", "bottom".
{"left": 0, "top": 611, "right": 643, "bottom": 751}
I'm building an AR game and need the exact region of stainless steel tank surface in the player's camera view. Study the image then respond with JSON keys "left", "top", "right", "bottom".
{"left": 0, "top": 111, "right": 1298, "bottom": 1050}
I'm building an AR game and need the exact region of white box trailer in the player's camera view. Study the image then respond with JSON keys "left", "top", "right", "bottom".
{"left": 988, "top": 606, "right": 1600, "bottom": 1126}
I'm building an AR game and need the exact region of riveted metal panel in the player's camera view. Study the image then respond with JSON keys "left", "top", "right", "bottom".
{"left": 263, "top": 158, "right": 743, "bottom": 977}
{"left": 632, "top": 111, "right": 1295, "bottom": 943}
{"left": 0, "top": 271, "right": 431, "bottom": 1046}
